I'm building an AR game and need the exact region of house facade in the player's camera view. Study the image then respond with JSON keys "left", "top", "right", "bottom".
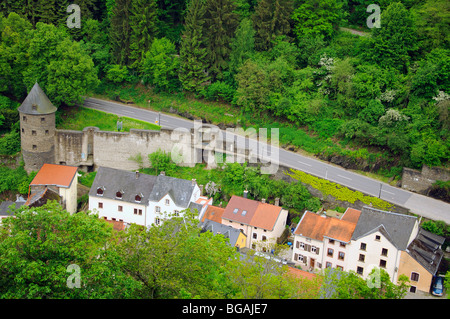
{"left": 292, "top": 208, "right": 361, "bottom": 271}
{"left": 28, "top": 163, "right": 78, "bottom": 214}
{"left": 88, "top": 167, "right": 210, "bottom": 228}
{"left": 221, "top": 195, "right": 288, "bottom": 251}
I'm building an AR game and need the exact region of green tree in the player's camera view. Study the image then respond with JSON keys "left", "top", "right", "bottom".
{"left": 367, "top": 2, "right": 418, "bottom": 72}
{"left": 322, "top": 267, "right": 409, "bottom": 299}
{"left": 203, "top": 0, "right": 239, "bottom": 80}
{"left": 179, "top": 0, "right": 209, "bottom": 93}
{"left": 141, "top": 37, "right": 180, "bottom": 92}
{"left": 22, "top": 22, "right": 99, "bottom": 107}
{"left": 109, "top": 0, "right": 133, "bottom": 66}
{"left": 148, "top": 149, "right": 177, "bottom": 175}
{"left": 0, "top": 201, "right": 141, "bottom": 298}
{"left": 129, "top": 0, "right": 159, "bottom": 68}
{"left": 229, "top": 18, "right": 256, "bottom": 75}
{"left": 252, "top": 0, "right": 293, "bottom": 51}
{"left": 292, "top": 0, "right": 346, "bottom": 41}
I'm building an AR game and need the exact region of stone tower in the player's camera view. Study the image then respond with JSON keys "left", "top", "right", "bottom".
{"left": 18, "top": 82, "right": 57, "bottom": 172}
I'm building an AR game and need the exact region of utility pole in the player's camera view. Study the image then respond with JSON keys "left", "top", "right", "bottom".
{"left": 378, "top": 183, "right": 382, "bottom": 198}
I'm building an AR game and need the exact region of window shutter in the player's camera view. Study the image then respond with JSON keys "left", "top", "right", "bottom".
{"left": 316, "top": 247, "right": 320, "bottom": 255}
{"left": 296, "top": 241, "right": 299, "bottom": 249}
{"left": 306, "top": 244, "right": 311, "bottom": 252}
{"left": 294, "top": 253, "right": 298, "bottom": 261}
{"left": 304, "top": 256, "right": 308, "bottom": 264}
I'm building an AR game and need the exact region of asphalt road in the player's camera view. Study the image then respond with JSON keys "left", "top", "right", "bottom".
{"left": 83, "top": 97, "right": 450, "bottom": 223}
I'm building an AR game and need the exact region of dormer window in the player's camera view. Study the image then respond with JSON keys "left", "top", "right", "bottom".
{"left": 135, "top": 194, "right": 142, "bottom": 203}
{"left": 241, "top": 210, "right": 247, "bottom": 216}
{"left": 116, "top": 191, "right": 123, "bottom": 199}
{"left": 32, "top": 104, "right": 37, "bottom": 111}
{"left": 233, "top": 208, "right": 238, "bottom": 214}
{"left": 96, "top": 187, "right": 104, "bottom": 196}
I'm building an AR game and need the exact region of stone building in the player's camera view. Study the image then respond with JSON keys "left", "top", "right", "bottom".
{"left": 18, "top": 82, "right": 57, "bottom": 173}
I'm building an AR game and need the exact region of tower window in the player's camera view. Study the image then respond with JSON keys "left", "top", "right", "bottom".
{"left": 96, "top": 188, "right": 104, "bottom": 196}
{"left": 32, "top": 104, "right": 37, "bottom": 111}
{"left": 45, "top": 130, "right": 49, "bottom": 135}
{"left": 32, "top": 130, "right": 36, "bottom": 136}
{"left": 135, "top": 195, "right": 141, "bottom": 202}
{"left": 116, "top": 191, "right": 123, "bottom": 199}
{"left": 32, "top": 145, "right": 37, "bottom": 150}
{"left": 21, "top": 128, "right": 24, "bottom": 133}
{"left": 41, "top": 117, "right": 45, "bottom": 123}
{"left": 23, "top": 116, "right": 27, "bottom": 122}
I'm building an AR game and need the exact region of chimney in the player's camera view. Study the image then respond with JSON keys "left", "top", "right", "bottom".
{"left": 199, "top": 184, "right": 204, "bottom": 195}
{"left": 275, "top": 197, "right": 279, "bottom": 206}
{"left": 261, "top": 198, "right": 266, "bottom": 204}
{"left": 192, "top": 178, "right": 196, "bottom": 186}
{"left": 243, "top": 189, "right": 248, "bottom": 198}
{"left": 219, "top": 201, "right": 222, "bottom": 207}
{"left": 160, "top": 171, "right": 165, "bottom": 176}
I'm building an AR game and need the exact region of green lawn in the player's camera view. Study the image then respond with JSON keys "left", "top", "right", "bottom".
{"left": 56, "top": 106, "right": 160, "bottom": 132}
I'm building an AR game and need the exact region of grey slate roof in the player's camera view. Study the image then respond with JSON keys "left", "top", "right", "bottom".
{"left": 89, "top": 167, "right": 196, "bottom": 208}
{"left": 149, "top": 174, "right": 196, "bottom": 208}
{"left": 0, "top": 200, "right": 26, "bottom": 216}
{"left": 352, "top": 206, "right": 418, "bottom": 250}
{"left": 407, "top": 228, "right": 445, "bottom": 275}
{"left": 18, "top": 82, "right": 57, "bottom": 115}
{"left": 200, "top": 219, "right": 243, "bottom": 247}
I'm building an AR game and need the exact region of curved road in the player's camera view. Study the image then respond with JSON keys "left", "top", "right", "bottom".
{"left": 83, "top": 97, "right": 450, "bottom": 223}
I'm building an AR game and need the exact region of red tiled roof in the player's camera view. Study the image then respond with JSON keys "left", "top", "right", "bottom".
{"left": 286, "top": 267, "right": 318, "bottom": 281}
{"left": 222, "top": 195, "right": 283, "bottom": 231}
{"left": 294, "top": 211, "right": 359, "bottom": 243}
{"left": 341, "top": 207, "right": 362, "bottom": 224}
{"left": 30, "top": 164, "right": 78, "bottom": 188}
{"left": 201, "top": 205, "right": 225, "bottom": 223}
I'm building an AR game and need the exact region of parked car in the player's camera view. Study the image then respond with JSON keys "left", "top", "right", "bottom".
{"left": 431, "top": 276, "right": 444, "bottom": 297}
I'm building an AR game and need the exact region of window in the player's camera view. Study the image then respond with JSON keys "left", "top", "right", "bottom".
{"left": 134, "top": 208, "right": 142, "bottom": 215}
{"left": 300, "top": 242, "right": 305, "bottom": 250}
{"left": 32, "top": 145, "right": 37, "bottom": 150}
{"left": 311, "top": 246, "right": 317, "bottom": 254}
{"left": 337, "top": 265, "right": 343, "bottom": 271}
{"left": 357, "top": 267, "right": 364, "bottom": 275}
{"left": 411, "top": 272, "right": 419, "bottom": 282}
{"left": 97, "top": 188, "right": 104, "bottom": 196}
{"left": 174, "top": 210, "right": 180, "bottom": 217}
{"left": 340, "top": 242, "right": 346, "bottom": 247}
{"left": 375, "top": 235, "right": 381, "bottom": 241}
{"left": 45, "top": 130, "right": 49, "bottom": 135}
{"left": 41, "top": 117, "right": 45, "bottom": 123}
{"left": 116, "top": 191, "right": 123, "bottom": 199}
{"left": 155, "top": 206, "right": 161, "bottom": 212}
{"left": 262, "top": 235, "right": 267, "bottom": 241}
{"left": 165, "top": 199, "right": 170, "bottom": 205}
{"left": 381, "top": 248, "right": 388, "bottom": 256}
{"left": 98, "top": 202, "right": 103, "bottom": 209}
{"left": 326, "top": 262, "right": 332, "bottom": 268}
{"left": 32, "top": 104, "right": 37, "bottom": 111}
{"left": 409, "top": 286, "right": 417, "bottom": 293}
{"left": 233, "top": 208, "right": 238, "bottom": 214}
{"left": 327, "top": 248, "right": 333, "bottom": 257}
{"left": 118, "top": 205, "right": 123, "bottom": 212}
{"left": 241, "top": 210, "right": 247, "bottom": 216}
{"left": 23, "top": 116, "right": 27, "bottom": 122}
{"left": 379, "top": 259, "right": 387, "bottom": 268}
{"left": 338, "top": 252, "right": 345, "bottom": 260}
{"left": 253, "top": 233, "right": 257, "bottom": 239}
{"left": 359, "top": 254, "right": 365, "bottom": 262}
{"left": 298, "top": 255, "right": 304, "bottom": 262}
{"left": 32, "top": 130, "right": 36, "bottom": 136}
{"left": 21, "top": 128, "right": 24, "bottom": 133}
{"left": 155, "top": 218, "right": 160, "bottom": 225}
{"left": 135, "top": 195, "right": 141, "bottom": 202}
{"left": 360, "top": 243, "right": 367, "bottom": 251}
{"left": 329, "top": 239, "right": 335, "bottom": 245}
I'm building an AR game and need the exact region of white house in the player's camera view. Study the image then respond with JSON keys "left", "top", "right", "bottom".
{"left": 221, "top": 195, "right": 288, "bottom": 251}
{"left": 292, "top": 208, "right": 361, "bottom": 271}
{"left": 88, "top": 167, "right": 210, "bottom": 228}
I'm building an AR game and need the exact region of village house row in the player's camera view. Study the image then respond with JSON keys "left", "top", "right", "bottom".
{"left": 1, "top": 162, "right": 444, "bottom": 296}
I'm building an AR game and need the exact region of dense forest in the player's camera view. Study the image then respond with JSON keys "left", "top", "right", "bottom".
{"left": 0, "top": 0, "right": 449, "bottom": 176}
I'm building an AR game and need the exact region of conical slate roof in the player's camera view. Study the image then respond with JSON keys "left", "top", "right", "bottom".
{"left": 18, "top": 82, "right": 57, "bottom": 115}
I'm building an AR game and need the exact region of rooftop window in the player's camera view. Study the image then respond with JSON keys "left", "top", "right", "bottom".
{"left": 96, "top": 187, "right": 104, "bottom": 196}
{"left": 233, "top": 208, "right": 238, "bottom": 214}
{"left": 116, "top": 191, "right": 123, "bottom": 199}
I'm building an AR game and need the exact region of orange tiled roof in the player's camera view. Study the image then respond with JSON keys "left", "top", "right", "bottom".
{"left": 222, "top": 195, "right": 283, "bottom": 231}
{"left": 30, "top": 164, "right": 78, "bottom": 188}
{"left": 201, "top": 205, "right": 225, "bottom": 223}
{"left": 286, "top": 266, "right": 318, "bottom": 281}
{"left": 294, "top": 211, "right": 359, "bottom": 243}
{"left": 341, "top": 207, "right": 362, "bottom": 224}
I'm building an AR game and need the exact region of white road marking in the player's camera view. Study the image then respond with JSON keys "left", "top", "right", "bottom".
{"left": 298, "top": 161, "right": 312, "bottom": 167}
{"left": 337, "top": 174, "right": 352, "bottom": 181}
{"left": 382, "top": 189, "right": 396, "bottom": 195}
